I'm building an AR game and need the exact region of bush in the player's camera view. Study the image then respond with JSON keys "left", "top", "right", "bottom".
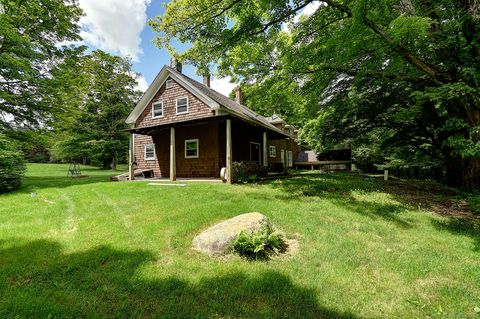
{"left": 0, "top": 135, "right": 26, "bottom": 193}
{"left": 467, "top": 193, "right": 480, "bottom": 214}
{"left": 232, "top": 161, "right": 268, "bottom": 183}
{"left": 233, "top": 224, "right": 287, "bottom": 260}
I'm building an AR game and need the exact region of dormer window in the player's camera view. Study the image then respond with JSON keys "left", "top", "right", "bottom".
{"left": 152, "top": 101, "right": 163, "bottom": 118}
{"left": 176, "top": 96, "right": 189, "bottom": 114}
{"left": 166, "top": 79, "right": 173, "bottom": 89}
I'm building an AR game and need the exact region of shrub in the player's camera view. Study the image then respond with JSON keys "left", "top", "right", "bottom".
{"left": 0, "top": 135, "right": 26, "bottom": 193}
{"left": 232, "top": 161, "right": 268, "bottom": 183}
{"left": 233, "top": 224, "right": 287, "bottom": 260}
{"left": 467, "top": 193, "right": 480, "bottom": 214}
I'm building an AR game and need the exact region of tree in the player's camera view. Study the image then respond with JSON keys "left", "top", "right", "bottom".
{"left": 0, "top": 133, "right": 26, "bottom": 193}
{"left": 0, "top": 0, "right": 83, "bottom": 129}
{"left": 52, "top": 50, "right": 142, "bottom": 170}
{"left": 150, "top": 0, "right": 480, "bottom": 189}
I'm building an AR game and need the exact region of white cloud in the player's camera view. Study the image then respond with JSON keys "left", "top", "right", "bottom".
{"left": 211, "top": 76, "right": 237, "bottom": 97}
{"left": 135, "top": 74, "right": 149, "bottom": 93}
{"left": 299, "top": 1, "right": 322, "bottom": 19}
{"left": 78, "top": 0, "right": 150, "bottom": 60}
{"left": 283, "top": 1, "right": 323, "bottom": 32}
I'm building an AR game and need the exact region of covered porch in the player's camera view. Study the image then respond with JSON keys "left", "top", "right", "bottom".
{"left": 127, "top": 116, "right": 287, "bottom": 183}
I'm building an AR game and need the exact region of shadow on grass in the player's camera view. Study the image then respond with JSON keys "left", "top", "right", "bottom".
{"left": 431, "top": 218, "right": 480, "bottom": 252}
{"left": 268, "top": 173, "right": 413, "bottom": 228}
{"left": 0, "top": 239, "right": 357, "bottom": 318}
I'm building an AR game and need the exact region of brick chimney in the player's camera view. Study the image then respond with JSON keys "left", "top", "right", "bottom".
{"left": 235, "top": 86, "right": 243, "bottom": 104}
{"left": 203, "top": 74, "right": 210, "bottom": 87}
{"left": 170, "top": 57, "right": 182, "bottom": 73}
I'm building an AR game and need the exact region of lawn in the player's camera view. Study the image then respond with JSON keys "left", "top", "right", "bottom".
{"left": 0, "top": 163, "right": 479, "bottom": 318}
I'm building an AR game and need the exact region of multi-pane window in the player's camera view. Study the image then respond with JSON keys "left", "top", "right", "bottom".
{"left": 152, "top": 101, "right": 163, "bottom": 118}
{"left": 269, "top": 145, "right": 276, "bottom": 157}
{"left": 176, "top": 96, "right": 189, "bottom": 114}
{"left": 185, "top": 139, "right": 199, "bottom": 158}
{"left": 145, "top": 144, "right": 155, "bottom": 160}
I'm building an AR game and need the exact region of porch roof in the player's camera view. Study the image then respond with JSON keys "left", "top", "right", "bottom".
{"left": 125, "top": 116, "right": 288, "bottom": 139}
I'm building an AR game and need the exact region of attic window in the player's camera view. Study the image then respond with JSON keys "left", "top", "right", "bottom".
{"left": 166, "top": 79, "right": 173, "bottom": 89}
{"left": 176, "top": 96, "right": 189, "bottom": 114}
{"left": 152, "top": 101, "right": 163, "bottom": 118}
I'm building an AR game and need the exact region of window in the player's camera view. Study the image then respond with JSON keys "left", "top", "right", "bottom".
{"left": 185, "top": 139, "right": 199, "bottom": 158}
{"left": 269, "top": 145, "right": 276, "bottom": 157}
{"left": 280, "top": 149, "right": 285, "bottom": 165}
{"left": 250, "top": 142, "right": 261, "bottom": 162}
{"left": 144, "top": 144, "right": 155, "bottom": 160}
{"left": 176, "top": 96, "right": 189, "bottom": 114}
{"left": 152, "top": 101, "right": 163, "bottom": 118}
{"left": 287, "top": 151, "right": 293, "bottom": 167}
{"left": 166, "top": 79, "right": 173, "bottom": 89}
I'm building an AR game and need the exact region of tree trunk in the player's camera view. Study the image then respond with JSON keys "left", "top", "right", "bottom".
{"left": 111, "top": 153, "right": 117, "bottom": 171}
{"left": 445, "top": 155, "right": 480, "bottom": 190}
{"left": 102, "top": 159, "right": 110, "bottom": 170}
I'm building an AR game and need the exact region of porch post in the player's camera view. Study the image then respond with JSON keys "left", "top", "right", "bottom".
{"left": 263, "top": 131, "right": 268, "bottom": 167}
{"left": 226, "top": 119, "right": 232, "bottom": 184}
{"left": 170, "top": 127, "right": 176, "bottom": 181}
{"left": 128, "top": 133, "right": 135, "bottom": 181}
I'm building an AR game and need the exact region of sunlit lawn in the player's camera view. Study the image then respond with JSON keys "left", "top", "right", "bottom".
{"left": 0, "top": 163, "right": 479, "bottom": 318}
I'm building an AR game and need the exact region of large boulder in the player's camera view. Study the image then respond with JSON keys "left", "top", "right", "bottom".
{"left": 192, "top": 212, "right": 271, "bottom": 255}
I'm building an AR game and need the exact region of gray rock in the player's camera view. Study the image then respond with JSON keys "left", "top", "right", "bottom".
{"left": 192, "top": 212, "right": 270, "bottom": 255}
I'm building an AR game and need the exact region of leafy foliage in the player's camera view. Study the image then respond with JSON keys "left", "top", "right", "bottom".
{"left": 232, "top": 161, "right": 268, "bottom": 183}
{"left": 0, "top": 134, "right": 26, "bottom": 193}
{"left": 233, "top": 224, "right": 287, "bottom": 260}
{"left": 52, "top": 50, "right": 142, "bottom": 169}
{"left": 151, "top": 0, "right": 480, "bottom": 189}
{"left": 0, "top": 0, "right": 83, "bottom": 129}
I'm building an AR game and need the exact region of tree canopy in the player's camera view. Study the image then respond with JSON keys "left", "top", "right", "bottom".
{"left": 0, "top": 0, "right": 83, "bottom": 129}
{"left": 150, "top": 0, "right": 480, "bottom": 189}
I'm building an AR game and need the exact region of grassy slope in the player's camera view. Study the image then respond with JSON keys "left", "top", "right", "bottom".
{"left": 0, "top": 164, "right": 479, "bottom": 318}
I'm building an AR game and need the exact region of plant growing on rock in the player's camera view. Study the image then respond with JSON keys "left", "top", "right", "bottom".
{"left": 233, "top": 224, "right": 287, "bottom": 260}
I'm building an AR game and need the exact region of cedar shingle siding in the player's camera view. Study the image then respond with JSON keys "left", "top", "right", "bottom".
{"left": 135, "top": 77, "right": 214, "bottom": 128}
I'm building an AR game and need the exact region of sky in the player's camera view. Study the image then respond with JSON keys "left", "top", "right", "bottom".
{"left": 77, "top": 0, "right": 322, "bottom": 95}
{"left": 77, "top": 0, "right": 237, "bottom": 95}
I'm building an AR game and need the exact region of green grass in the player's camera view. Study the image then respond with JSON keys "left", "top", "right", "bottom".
{"left": 0, "top": 164, "right": 479, "bottom": 318}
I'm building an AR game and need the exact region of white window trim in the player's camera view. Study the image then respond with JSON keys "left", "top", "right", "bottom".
{"left": 250, "top": 142, "right": 261, "bottom": 162}
{"left": 287, "top": 150, "right": 293, "bottom": 167}
{"left": 269, "top": 145, "right": 276, "bottom": 158}
{"left": 176, "top": 96, "right": 189, "bottom": 115}
{"left": 151, "top": 100, "right": 164, "bottom": 119}
{"left": 185, "top": 139, "right": 199, "bottom": 159}
{"left": 166, "top": 79, "right": 173, "bottom": 89}
{"left": 280, "top": 149, "right": 285, "bottom": 164}
{"left": 144, "top": 144, "right": 156, "bottom": 161}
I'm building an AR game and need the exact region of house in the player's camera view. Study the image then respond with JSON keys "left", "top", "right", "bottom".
{"left": 125, "top": 60, "right": 300, "bottom": 183}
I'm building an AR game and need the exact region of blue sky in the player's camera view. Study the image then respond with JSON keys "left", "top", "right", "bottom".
{"left": 77, "top": 0, "right": 320, "bottom": 94}
{"left": 78, "top": 0, "right": 236, "bottom": 95}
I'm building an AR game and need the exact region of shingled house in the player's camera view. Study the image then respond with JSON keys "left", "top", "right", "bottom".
{"left": 125, "top": 61, "right": 299, "bottom": 183}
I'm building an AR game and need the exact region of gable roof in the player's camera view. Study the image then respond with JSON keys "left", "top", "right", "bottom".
{"left": 126, "top": 65, "right": 288, "bottom": 137}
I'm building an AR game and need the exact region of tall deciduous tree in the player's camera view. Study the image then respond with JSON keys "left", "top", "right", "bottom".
{"left": 0, "top": 0, "right": 82, "bottom": 129}
{"left": 52, "top": 50, "right": 142, "bottom": 170}
{"left": 150, "top": 0, "right": 480, "bottom": 189}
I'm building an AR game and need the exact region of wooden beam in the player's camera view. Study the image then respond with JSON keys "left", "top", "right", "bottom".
{"left": 128, "top": 134, "right": 135, "bottom": 181}
{"left": 263, "top": 131, "right": 268, "bottom": 167}
{"left": 226, "top": 119, "right": 232, "bottom": 184}
{"left": 170, "top": 127, "right": 176, "bottom": 181}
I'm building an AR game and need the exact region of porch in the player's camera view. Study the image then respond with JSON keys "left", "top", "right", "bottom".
{"left": 127, "top": 116, "right": 288, "bottom": 183}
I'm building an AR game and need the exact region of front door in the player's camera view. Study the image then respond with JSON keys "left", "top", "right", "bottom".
{"left": 250, "top": 142, "right": 261, "bottom": 162}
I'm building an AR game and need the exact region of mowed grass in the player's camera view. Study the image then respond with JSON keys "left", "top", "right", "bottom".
{"left": 0, "top": 163, "right": 479, "bottom": 318}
